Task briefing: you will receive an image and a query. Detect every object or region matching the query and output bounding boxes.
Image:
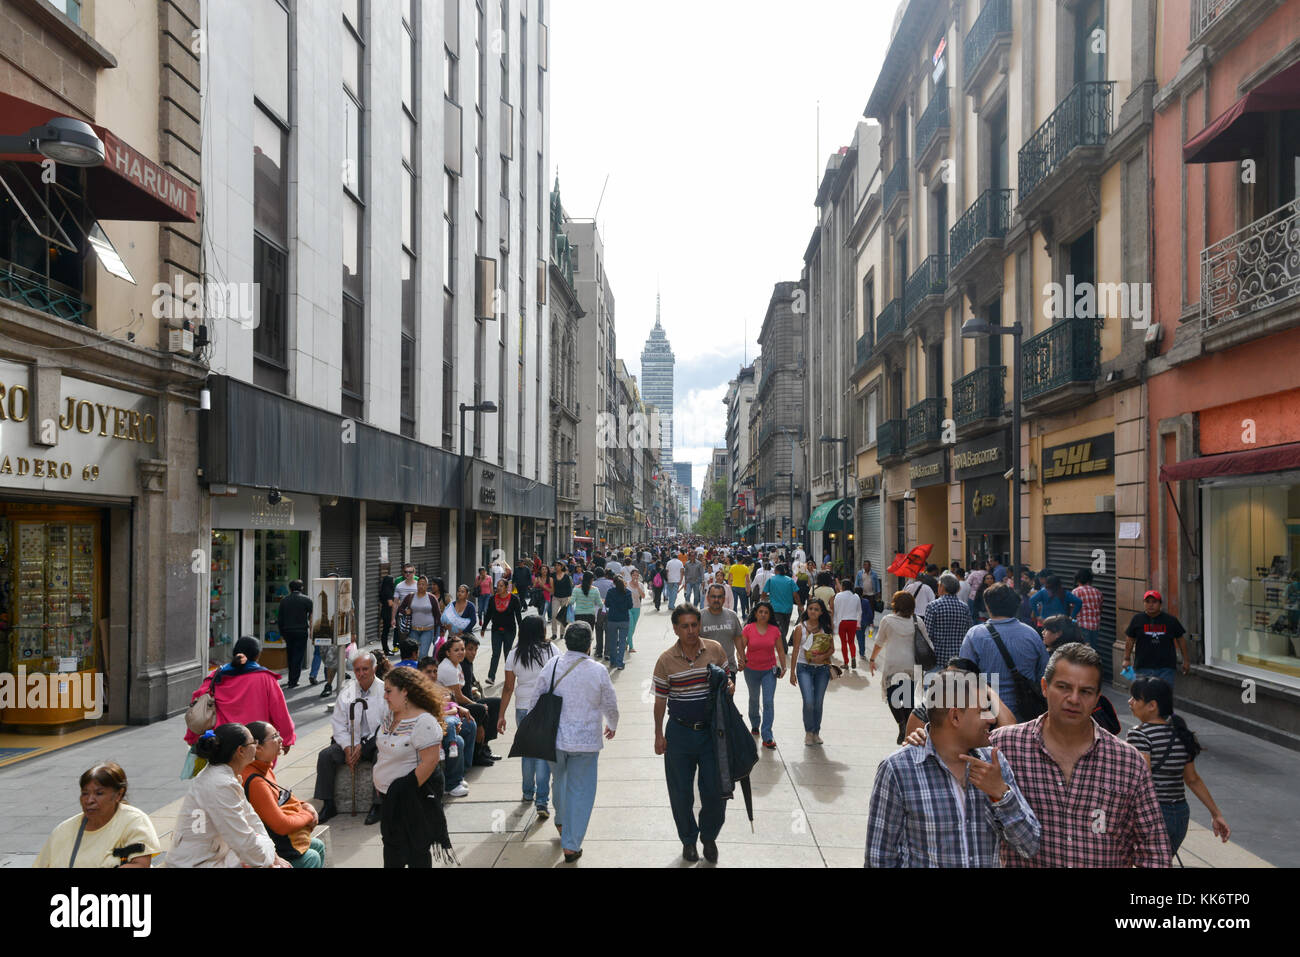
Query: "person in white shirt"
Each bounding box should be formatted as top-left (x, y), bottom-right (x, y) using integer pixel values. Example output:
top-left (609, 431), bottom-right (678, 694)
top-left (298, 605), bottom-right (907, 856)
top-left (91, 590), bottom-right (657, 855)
top-left (497, 617), bottom-right (560, 817)
top-left (793, 546), bottom-right (807, 569)
top-left (832, 580), bottom-right (864, 669)
top-left (752, 562), bottom-right (773, 596)
top-left (537, 622), bottom-right (619, 863)
top-left (607, 557), bottom-right (623, 580)
top-left (168, 723), bottom-right (288, 868)
top-left (314, 652), bottom-right (387, 824)
top-left (664, 555), bottom-right (685, 610)
top-left (905, 577), bottom-right (936, 620)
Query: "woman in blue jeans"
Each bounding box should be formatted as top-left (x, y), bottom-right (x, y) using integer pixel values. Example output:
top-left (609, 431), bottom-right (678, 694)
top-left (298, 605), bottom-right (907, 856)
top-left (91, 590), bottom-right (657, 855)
top-left (604, 576), bottom-right (634, 670)
top-left (736, 601), bottom-right (788, 748)
top-left (497, 616), bottom-right (559, 816)
top-left (788, 598), bottom-right (834, 747)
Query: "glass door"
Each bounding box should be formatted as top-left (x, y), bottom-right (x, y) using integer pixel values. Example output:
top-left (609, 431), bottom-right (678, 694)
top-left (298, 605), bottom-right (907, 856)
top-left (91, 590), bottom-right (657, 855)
top-left (209, 530), bottom-right (240, 662)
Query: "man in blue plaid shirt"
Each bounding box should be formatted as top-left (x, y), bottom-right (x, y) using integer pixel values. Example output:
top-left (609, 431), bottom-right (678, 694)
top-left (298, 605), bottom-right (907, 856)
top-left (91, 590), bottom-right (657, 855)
top-left (866, 671), bottom-right (1040, 867)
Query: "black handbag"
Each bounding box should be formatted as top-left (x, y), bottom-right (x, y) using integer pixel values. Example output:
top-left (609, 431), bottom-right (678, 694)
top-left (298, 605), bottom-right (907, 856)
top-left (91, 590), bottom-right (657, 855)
top-left (508, 658), bottom-right (585, 762)
top-left (986, 622), bottom-right (1048, 720)
top-left (912, 619), bottom-right (937, 670)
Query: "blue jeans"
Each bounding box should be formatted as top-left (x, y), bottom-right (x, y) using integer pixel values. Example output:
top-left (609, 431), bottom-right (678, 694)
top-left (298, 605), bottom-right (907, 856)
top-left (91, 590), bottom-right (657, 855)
top-left (289, 836), bottom-right (326, 868)
top-left (628, 607), bottom-right (641, 648)
top-left (1161, 800), bottom-right (1190, 857)
top-left (744, 667), bottom-right (777, 743)
top-left (551, 749), bottom-right (599, 852)
top-left (310, 645), bottom-right (322, 680)
top-left (664, 721), bottom-right (725, 844)
top-left (607, 619), bottom-right (629, 668)
top-left (443, 715), bottom-right (477, 788)
top-left (516, 708), bottom-right (551, 809)
top-left (665, 581), bottom-right (680, 609)
top-left (732, 586), bottom-right (750, 617)
top-left (415, 628), bottom-right (438, 659)
top-left (1080, 628), bottom-right (1103, 667)
top-left (685, 582), bottom-right (702, 607)
top-left (796, 662), bottom-right (830, 733)
top-left (1137, 666), bottom-right (1177, 689)
top-left (476, 594), bottom-right (490, 620)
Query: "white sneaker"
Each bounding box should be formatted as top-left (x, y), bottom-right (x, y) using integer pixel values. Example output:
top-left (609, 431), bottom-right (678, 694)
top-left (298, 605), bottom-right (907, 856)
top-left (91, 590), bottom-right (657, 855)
top-left (448, 783), bottom-right (470, 797)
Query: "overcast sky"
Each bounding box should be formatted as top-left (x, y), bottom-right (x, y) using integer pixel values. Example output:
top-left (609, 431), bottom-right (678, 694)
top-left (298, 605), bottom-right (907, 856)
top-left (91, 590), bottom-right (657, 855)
top-left (551, 0), bottom-right (896, 492)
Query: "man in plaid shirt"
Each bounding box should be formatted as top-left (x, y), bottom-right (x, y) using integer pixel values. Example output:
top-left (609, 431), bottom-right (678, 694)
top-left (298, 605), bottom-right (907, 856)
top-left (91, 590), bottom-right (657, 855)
top-left (923, 574), bottom-right (974, 669)
top-left (1072, 569), bottom-right (1104, 658)
top-left (989, 642), bottom-right (1170, 867)
top-left (866, 670), bottom-right (1040, 867)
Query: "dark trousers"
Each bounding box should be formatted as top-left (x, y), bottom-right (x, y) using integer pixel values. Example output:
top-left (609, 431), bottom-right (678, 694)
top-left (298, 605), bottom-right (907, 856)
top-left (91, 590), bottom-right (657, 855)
top-left (652, 586), bottom-right (663, 610)
top-left (313, 738), bottom-right (377, 802)
top-left (594, 611), bottom-right (607, 657)
top-left (284, 631), bottom-right (309, 685)
top-left (465, 698), bottom-right (501, 746)
top-left (772, 612), bottom-right (792, 650)
top-left (663, 720), bottom-right (725, 845)
top-left (378, 611), bottom-right (394, 653)
top-left (488, 629), bottom-right (516, 682)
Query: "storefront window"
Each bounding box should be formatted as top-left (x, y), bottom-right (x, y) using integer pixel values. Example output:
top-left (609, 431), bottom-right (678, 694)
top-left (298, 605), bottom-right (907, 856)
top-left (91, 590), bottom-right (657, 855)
top-left (209, 530), bottom-right (240, 662)
top-left (254, 530), bottom-right (304, 648)
top-left (1205, 478), bottom-right (1300, 688)
top-left (1, 514), bottom-right (97, 675)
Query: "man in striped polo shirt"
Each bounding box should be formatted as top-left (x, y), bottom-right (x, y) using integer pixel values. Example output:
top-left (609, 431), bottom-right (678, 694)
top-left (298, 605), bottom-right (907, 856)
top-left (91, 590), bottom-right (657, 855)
top-left (654, 603), bottom-right (731, 864)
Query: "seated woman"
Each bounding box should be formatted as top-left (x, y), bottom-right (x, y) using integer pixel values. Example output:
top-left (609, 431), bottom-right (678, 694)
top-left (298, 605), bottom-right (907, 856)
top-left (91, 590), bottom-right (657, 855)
top-left (35, 762), bottom-right (159, 868)
top-left (242, 721), bottom-right (325, 868)
top-left (168, 723), bottom-right (291, 868)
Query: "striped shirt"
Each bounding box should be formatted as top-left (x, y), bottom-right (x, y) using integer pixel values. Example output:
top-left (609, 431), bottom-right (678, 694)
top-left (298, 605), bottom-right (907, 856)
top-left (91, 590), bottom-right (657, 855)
top-left (1073, 585), bottom-right (1103, 631)
top-left (1126, 722), bottom-right (1191, 804)
top-left (653, 638), bottom-right (728, 723)
top-left (570, 585), bottom-right (605, 617)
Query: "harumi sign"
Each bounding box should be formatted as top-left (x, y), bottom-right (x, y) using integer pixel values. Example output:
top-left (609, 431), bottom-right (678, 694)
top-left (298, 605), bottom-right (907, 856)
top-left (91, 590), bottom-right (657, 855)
top-left (0, 358), bottom-right (158, 498)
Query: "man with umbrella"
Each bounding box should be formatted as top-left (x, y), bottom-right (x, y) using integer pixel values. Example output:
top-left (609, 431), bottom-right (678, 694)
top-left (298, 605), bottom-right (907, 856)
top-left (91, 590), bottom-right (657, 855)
top-left (653, 603), bottom-right (734, 863)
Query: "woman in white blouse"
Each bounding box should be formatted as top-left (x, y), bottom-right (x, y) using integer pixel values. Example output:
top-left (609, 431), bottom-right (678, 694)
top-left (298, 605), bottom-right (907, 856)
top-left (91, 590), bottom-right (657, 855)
top-left (535, 621), bottom-right (619, 864)
top-left (868, 590), bottom-right (926, 745)
top-left (167, 724), bottom-right (290, 868)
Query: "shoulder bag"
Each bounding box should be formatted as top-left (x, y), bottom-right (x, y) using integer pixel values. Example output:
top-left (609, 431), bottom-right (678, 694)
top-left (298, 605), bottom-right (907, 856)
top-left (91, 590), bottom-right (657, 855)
top-left (185, 670), bottom-right (220, 735)
top-left (912, 618), bottom-right (937, 670)
top-left (986, 621), bottom-right (1048, 720)
top-left (508, 658), bottom-right (586, 762)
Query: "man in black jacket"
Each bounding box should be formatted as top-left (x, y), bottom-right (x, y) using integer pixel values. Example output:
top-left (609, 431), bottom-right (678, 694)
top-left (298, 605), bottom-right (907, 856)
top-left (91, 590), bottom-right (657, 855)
top-left (377, 564), bottom-right (396, 655)
top-left (277, 579), bottom-right (313, 687)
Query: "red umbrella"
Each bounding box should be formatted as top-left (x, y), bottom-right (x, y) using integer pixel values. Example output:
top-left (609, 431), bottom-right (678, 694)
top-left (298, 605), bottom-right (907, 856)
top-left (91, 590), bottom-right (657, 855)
top-left (887, 544), bottom-right (933, 579)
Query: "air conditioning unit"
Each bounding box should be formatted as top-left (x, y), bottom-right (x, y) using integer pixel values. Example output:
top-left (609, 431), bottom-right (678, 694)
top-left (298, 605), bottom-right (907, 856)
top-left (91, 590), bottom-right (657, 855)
top-left (168, 328), bottom-right (194, 354)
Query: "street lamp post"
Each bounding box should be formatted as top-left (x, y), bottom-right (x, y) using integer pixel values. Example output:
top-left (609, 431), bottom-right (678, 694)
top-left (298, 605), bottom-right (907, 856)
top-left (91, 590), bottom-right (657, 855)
top-left (459, 400), bottom-right (498, 586)
top-left (961, 313), bottom-right (1023, 576)
top-left (776, 427), bottom-right (804, 543)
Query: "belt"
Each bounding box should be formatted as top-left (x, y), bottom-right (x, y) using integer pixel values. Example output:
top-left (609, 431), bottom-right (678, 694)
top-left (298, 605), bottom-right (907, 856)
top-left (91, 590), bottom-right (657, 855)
top-left (412, 626), bottom-right (435, 632)
top-left (672, 717), bottom-right (709, 731)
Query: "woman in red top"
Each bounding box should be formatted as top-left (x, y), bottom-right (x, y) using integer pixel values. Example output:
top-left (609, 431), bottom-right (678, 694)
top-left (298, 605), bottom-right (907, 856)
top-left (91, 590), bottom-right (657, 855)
top-left (735, 601), bottom-right (788, 749)
top-left (241, 721), bottom-right (324, 867)
top-left (184, 637), bottom-right (295, 773)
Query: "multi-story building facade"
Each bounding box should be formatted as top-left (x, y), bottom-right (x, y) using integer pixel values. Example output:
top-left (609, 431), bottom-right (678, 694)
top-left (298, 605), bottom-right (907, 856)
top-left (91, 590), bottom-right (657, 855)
top-left (753, 286), bottom-right (809, 547)
top-left (200, 0), bottom-right (554, 657)
top-left (1146, 0), bottom-right (1300, 743)
top-left (640, 295), bottom-right (674, 467)
top-left (859, 0), bottom-right (1156, 678)
top-left (0, 0), bottom-right (205, 727)
top-left (724, 364), bottom-right (757, 541)
top-left (549, 179), bottom-right (582, 551)
top-left (570, 216), bottom-right (615, 547)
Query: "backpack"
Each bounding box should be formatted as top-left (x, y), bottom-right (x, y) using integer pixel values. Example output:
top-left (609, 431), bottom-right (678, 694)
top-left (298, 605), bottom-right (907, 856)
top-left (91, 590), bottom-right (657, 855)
top-left (653, 572), bottom-right (663, 588)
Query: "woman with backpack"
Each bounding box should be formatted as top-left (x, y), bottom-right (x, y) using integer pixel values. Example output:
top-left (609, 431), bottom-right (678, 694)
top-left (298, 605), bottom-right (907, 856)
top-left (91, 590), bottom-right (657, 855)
top-left (868, 591), bottom-right (928, 745)
top-left (1127, 676), bottom-right (1230, 859)
top-left (650, 562), bottom-right (665, 611)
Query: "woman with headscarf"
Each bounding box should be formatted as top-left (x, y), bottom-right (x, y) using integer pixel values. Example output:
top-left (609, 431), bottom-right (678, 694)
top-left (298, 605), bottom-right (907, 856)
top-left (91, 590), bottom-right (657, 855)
top-left (183, 636), bottom-right (295, 776)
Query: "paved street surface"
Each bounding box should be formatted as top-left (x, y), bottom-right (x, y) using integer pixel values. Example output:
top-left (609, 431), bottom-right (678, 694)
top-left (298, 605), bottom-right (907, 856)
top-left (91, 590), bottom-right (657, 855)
top-left (0, 599), bottom-right (1288, 868)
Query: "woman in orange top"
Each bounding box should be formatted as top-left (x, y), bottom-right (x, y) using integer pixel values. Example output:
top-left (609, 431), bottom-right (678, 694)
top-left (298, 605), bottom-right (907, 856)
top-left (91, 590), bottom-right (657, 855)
top-left (242, 721), bottom-right (324, 868)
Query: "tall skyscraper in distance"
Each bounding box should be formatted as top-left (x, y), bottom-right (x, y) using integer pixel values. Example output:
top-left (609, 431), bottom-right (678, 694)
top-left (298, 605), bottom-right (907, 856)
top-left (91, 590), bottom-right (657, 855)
top-left (640, 293), bottom-right (675, 465)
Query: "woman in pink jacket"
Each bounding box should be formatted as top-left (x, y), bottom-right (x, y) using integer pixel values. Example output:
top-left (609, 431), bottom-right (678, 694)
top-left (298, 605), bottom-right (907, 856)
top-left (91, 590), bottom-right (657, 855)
top-left (184, 637), bottom-right (295, 773)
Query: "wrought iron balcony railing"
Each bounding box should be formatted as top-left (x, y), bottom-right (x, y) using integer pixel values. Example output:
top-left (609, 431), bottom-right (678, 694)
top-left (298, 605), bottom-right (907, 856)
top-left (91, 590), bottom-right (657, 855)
top-left (906, 397), bottom-right (946, 449)
top-left (0, 259), bottom-right (90, 324)
top-left (875, 297), bottom-right (904, 343)
top-left (1018, 81), bottom-right (1115, 202)
top-left (949, 188), bottom-right (1014, 270)
top-left (883, 159), bottom-right (909, 216)
top-left (878, 418), bottom-right (906, 459)
top-left (953, 365), bottom-right (1006, 426)
top-left (1201, 197), bottom-right (1300, 331)
top-left (963, 0), bottom-right (1012, 88)
top-left (914, 88), bottom-right (949, 164)
top-left (855, 332), bottom-right (872, 369)
top-left (904, 255), bottom-right (948, 320)
top-left (1022, 316), bottom-right (1103, 400)
top-left (1192, 0), bottom-right (1243, 43)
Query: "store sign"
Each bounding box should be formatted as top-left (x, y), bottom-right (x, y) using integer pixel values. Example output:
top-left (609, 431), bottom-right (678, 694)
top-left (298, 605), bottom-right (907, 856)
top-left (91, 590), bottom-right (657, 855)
top-left (0, 358), bottom-right (158, 498)
top-left (470, 463), bottom-right (499, 512)
top-left (411, 522), bottom-right (426, 548)
top-left (857, 475), bottom-right (879, 495)
top-left (1041, 433), bottom-right (1114, 484)
top-left (953, 429), bottom-right (1010, 481)
top-left (909, 449), bottom-right (949, 489)
top-left (250, 495), bottom-right (295, 526)
top-left (965, 475), bottom-right (1010, 532)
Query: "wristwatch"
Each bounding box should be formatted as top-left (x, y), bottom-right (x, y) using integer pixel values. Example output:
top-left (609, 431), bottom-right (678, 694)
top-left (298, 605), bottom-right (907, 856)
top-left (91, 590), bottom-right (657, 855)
top-left (992, 786), bottom-right (1014, 807)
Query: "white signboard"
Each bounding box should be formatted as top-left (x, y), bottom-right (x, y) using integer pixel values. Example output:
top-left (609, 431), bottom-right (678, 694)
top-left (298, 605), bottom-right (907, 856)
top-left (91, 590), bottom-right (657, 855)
top-left (0, 357), bottom-right (158, 498)
top-left (379, 536), bottom-right (389, 564)
top-left (312, 577), bottom-right (354, 645)
top-left (1118, 522), bottom-right (1142, 540)
top-left (411, 522), bottom-right (427, 548)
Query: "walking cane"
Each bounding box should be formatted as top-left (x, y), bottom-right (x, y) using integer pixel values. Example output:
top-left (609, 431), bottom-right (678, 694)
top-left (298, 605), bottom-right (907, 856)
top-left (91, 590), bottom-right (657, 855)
top-left (348, 697), bottom-right (368, 816)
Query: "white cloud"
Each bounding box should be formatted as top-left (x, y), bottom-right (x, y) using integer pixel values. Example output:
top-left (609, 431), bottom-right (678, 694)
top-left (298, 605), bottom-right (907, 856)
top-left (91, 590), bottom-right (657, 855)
top-left (673, 384), bottom-right (729, 455)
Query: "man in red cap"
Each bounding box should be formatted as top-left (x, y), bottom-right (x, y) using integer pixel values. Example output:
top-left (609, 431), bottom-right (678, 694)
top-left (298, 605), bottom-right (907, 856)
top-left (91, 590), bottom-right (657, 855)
top-left (1122, 591), bottom-right (1189, 688)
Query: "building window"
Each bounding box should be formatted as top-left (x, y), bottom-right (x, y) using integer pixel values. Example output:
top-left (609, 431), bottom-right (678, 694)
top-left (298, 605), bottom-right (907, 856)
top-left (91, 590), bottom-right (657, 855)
top-left (342, 294), bottom-right (365, 419)
top-left (43, 0), bottom-right (81, 24)
top-left (401, 252), bottom-right (416, 437)
top-left (255, 0), bottom-right (290, 124)
top-left (253, 236), bottom-right (288, 393)
top-left (342, 1), bottom-right (368, 418)
top-left (443, 291), bottom-right (456, 449)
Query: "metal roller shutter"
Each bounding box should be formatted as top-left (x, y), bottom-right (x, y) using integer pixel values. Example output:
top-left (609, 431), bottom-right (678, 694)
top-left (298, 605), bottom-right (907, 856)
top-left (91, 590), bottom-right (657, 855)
top-left (858, 499), bottom-right (883, 575)
top-left (410, 511), bottom-right (444, 583)
top-left (320, 504), bottom-right (355, 579)
top-left (366, 518), bottom-right (402, 646)
top-left (1045, 532), bottom-right (1118, 677)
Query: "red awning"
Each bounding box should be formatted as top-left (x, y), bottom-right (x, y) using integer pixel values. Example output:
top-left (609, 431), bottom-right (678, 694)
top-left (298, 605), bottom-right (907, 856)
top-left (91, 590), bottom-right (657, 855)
top-left (1160, 442), bottom-right (1300, 482)
top-left (0, 91), bottom-right (196, 222)
top-left (1183, 59), bottom-right (1300, 164)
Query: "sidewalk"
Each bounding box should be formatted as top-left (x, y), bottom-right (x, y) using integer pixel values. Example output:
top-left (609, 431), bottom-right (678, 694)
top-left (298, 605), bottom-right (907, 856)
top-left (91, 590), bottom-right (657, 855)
top-left (1, 602), bottom-right (1286, 867)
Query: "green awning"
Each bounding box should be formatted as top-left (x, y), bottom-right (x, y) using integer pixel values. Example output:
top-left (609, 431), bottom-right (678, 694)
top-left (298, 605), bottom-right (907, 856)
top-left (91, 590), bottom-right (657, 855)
top-left (737, 523), bottom-right (755, 535)
top-left (807, 498), bottom-right (853, 532)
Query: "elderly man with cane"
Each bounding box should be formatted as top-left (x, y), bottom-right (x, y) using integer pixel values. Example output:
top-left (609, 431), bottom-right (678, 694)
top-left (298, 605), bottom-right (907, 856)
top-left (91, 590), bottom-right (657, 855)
top-left (315, 652), bottom-right (387, 825)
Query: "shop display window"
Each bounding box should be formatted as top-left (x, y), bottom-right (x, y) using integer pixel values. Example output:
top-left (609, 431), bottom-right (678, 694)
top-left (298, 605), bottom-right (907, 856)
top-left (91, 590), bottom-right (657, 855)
top-left (209, 530), bottom-right (240, 662)
top-left (254, 530), bottom-right (303, 647)
top-left (1205, 480), bottom-right (1300, 686)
